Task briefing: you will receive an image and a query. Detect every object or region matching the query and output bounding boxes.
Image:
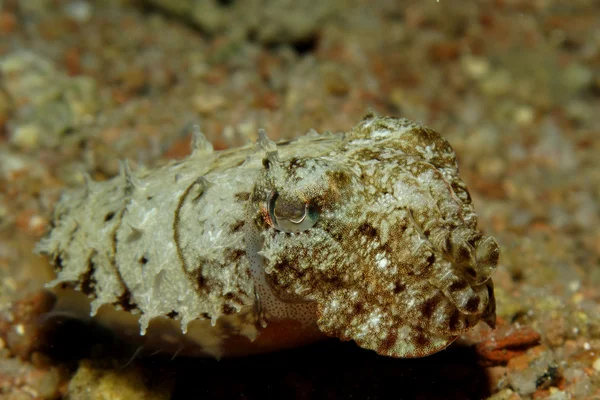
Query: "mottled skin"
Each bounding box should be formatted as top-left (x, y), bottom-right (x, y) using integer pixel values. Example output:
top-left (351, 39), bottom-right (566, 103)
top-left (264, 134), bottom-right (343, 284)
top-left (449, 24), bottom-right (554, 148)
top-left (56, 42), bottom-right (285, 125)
top-left (252, 114), bottom-right (498, 357)
top-left (37, 113), bottom-right (498, 358)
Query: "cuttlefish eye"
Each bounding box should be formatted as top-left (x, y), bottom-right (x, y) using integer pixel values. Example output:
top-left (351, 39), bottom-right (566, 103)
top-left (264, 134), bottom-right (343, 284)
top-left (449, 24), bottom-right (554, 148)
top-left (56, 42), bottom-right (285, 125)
top-left (267, 191), bottom-right (319, 233)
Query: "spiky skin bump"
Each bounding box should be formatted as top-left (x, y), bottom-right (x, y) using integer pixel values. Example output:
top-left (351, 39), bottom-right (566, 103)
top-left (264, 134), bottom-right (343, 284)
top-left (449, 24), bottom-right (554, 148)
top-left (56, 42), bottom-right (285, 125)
top-left (36, 113), bottom-right (498, 358)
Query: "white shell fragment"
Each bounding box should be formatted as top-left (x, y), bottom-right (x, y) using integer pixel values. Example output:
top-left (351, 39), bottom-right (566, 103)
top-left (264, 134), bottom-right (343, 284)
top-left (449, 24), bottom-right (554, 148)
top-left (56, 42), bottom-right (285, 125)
top-left (36, 113), bottom-right (499, 358)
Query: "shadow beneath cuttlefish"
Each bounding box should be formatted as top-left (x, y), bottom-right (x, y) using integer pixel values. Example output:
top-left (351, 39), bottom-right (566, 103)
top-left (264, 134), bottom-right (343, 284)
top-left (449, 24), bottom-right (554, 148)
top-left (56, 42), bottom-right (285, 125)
top-left (165, 339), bottom-right (492, 400)
top-left (38, 315), bottom-right (492, 400)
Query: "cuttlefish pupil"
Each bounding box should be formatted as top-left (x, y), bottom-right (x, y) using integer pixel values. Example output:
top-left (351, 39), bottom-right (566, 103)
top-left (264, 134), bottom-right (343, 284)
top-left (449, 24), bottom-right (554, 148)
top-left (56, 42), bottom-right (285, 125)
top-left (267, 191), bottom-right (319, 233)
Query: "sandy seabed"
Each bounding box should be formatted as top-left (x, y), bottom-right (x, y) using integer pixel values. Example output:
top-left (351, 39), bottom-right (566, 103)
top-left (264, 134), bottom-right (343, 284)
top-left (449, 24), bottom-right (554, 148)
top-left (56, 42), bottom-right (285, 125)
top-left (0, 1), bottom-right (599, 399)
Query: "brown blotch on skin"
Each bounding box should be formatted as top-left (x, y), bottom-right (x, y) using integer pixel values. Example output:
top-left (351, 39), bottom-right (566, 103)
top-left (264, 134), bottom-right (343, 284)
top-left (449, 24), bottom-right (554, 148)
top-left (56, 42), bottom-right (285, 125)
top-left (325, 275), bottom-right (343, 289)
top-left (229, 220), bottom-right (245, 233)
top-left (449, 280), bottom-right (468, 292)
top-left (467, 236), bottom-right (479, 248)
top-left (414, 331), bottom-right (431, 349)
top-left (268, 272), bottom-right (281, 288)
top-left (464, 266), bottom-right (478, 279)
top-left (328, 227), bottom-right (345, 242)
top-left (451, 181), bottom-right (472, 203)
top-left (117, 290), bottom-right (137, 312)
top-left (420, 295), bottom-right (440, 319)
top-left (448, 309), bottom-right (462, 332)
top-left (482, 244), bottom-right (500, 266)
top-left (354, 148), bottom-right (382, 162)
top-left (455, 244), bottom-right (471, 264)
top-left (266, 259), bottom-right (318, 303)
top-left (53, 254), bottom-right (64, 271)
top-left (191, 269), bottom-right (206, 289)
top-left (358, 222), bottom-right (378, 238)
top-left (234, 192), bottom-right (251, 201)
top-left (426, 253), bottom-right (436, 265)
top-left (393, 282), bottom-right (406, 294)
top-left (327, 169), bottom-right (352, 187)
top-left (80, 256), bottom-right (97, 296)
top-left (223, 292), bottom-right (245, 307)
top-left (465, 296), bottom-right (481, 313)
top-left (271, 258), bottom-right (311, 289)
top-left (378, 328), bottom-right (399, 355)
top-left (484, 282), bottom-right (497, 328)
top-left (104, 211), bottom-right (115, 222)
top-left (287, 157), bottom-right (302, 171)
top-left (226, 249), bottom-right (246, 263)
top-left (465, 318), bottom-right (473, 329)
top-left (414, 128), bottom-right (453, 157)
top-left (262, 158), bottom-right (271, 170)
top-left (222, 304), bottom-right (236, 315)
top-left (292, 268), bottom-right (307, 281)
top-left (273, 259), bottom-right (292, 272)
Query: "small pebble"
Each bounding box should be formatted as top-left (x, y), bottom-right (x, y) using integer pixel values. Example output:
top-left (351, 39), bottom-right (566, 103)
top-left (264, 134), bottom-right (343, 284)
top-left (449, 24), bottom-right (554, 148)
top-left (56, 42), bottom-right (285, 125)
top-left (462, 55), bottom-right (490, 80)
top-left (193, 93), bottom-right (226, 115)
top-left (64, 1), bottom-right (92, 23)
top-left (15, 324), bottom-right (25, 336)
top-left (513, 106), bottom-right (534, 126)
top-left (321, 64), bottom-right (350, 96)
top-left (593, 358), bottom-right (600, 372)
top-left (10, 123), bottom-right (42, 151)
top-left (561, 63), bottom-right (593, 93)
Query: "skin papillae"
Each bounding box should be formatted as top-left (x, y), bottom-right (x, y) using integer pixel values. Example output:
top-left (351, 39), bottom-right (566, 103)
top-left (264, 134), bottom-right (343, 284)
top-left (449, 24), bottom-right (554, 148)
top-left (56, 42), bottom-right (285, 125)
top-left (36, 113), bottom-right (499, 358)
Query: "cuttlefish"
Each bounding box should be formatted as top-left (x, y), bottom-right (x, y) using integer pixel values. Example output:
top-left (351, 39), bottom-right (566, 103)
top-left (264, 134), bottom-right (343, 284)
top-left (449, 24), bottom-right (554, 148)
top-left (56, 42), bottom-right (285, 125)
top-left (36, 113), bottom-right (498, 359)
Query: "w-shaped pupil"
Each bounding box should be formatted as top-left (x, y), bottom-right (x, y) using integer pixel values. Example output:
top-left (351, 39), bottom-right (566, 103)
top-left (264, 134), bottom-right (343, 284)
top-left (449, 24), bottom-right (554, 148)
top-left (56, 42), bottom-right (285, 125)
top-left (268, 192), bottom-right (319, 233)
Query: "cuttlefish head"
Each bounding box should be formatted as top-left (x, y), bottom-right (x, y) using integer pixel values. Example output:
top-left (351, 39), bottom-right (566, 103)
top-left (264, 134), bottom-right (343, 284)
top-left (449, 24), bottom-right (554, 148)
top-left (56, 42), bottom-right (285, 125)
top-left (250, 115), bottom-right (499, 357)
